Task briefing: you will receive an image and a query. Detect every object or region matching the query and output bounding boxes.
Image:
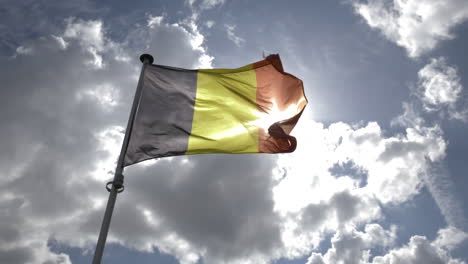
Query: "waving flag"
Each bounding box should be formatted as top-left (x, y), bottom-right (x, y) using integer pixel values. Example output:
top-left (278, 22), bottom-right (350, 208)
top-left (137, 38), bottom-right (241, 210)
top-left (124, 54), bottom-right (307, 166)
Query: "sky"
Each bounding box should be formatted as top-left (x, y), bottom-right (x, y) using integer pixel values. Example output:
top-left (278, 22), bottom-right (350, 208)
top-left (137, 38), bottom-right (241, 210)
top-left (1, 0), bottom-right (468, 263)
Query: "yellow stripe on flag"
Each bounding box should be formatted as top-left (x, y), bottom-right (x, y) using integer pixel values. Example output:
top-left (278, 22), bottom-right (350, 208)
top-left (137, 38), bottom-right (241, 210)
top-left (186, 66), bottom-right (259, 154)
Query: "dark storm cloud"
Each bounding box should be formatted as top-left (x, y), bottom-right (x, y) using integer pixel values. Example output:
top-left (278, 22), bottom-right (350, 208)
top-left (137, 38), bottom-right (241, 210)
top-left (128, 155), bottom-right (282, 262)
top-left (78, 155), bottom-right (285, 263)
top-left (0, 28), bottom-right (138, 261)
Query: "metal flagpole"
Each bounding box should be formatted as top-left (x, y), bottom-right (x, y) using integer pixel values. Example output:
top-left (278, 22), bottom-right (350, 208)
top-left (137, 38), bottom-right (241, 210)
top-left (92, 54), bottom-right (154, 264)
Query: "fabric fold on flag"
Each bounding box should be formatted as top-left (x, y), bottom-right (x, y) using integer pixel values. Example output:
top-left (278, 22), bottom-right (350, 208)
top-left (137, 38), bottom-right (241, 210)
top-left (124, 54), bottom-right (307, 166)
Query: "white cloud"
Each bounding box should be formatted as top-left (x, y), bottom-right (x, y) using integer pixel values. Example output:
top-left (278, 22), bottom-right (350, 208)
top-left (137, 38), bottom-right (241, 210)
top-left (434, 226), bottom-right (468, 251)
top-left (147, 15), bottom-right (164, 27)
top-left (142, 15), bottom-right (213, 68)
top-left (424, 162), bottom-right (467, 231)
top-left (77, 83), bottom-right (120, 109)
top-left (51, 35), bottom-right (69, 50)
top-left (278, 189), bottom-right (382, 259)
top-left (64, 19), bottom-right (105, 51)
top-left (15, 46), bottom-right (33, 55)
top-left (201, 0), bottom-right (225, 10)
top-left (354, 0), bottom-right (468, 57)
top-left (275, 119), bottom-right (446, 208)
top-left (307, 224), bottom-right (397, 264)
top-left (63, 18), bottom-right (108, 68)
top-left (392, 102), bottom-right (467, 231)
top-left (308, 225), bottom-right (467, 264)
top-left (225, 24), bottom-right (245, 47)
top-left (417, 57), bottom-right (466, 121)
top-left (205, 20), bottom-right (215, 28)
top-left (271, 117), bottom-right (447, 259)
top-left (372, 227), bottom-right (467, 264)
top-left (418, 58), bottom-right (462, 106)
top-left (188, 0), bottom-right (225, 10)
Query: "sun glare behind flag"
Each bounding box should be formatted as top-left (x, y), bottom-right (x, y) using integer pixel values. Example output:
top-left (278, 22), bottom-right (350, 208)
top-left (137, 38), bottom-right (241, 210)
top-left (124, 54), bottom-right (308, 166)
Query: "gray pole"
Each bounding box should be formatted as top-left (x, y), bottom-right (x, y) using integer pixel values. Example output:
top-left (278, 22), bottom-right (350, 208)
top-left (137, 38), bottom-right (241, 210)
top-left (92, 54), bottom-right (154, 264)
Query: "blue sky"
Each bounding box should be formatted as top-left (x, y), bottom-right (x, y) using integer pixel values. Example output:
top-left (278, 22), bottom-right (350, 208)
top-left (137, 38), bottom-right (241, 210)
top-left (1, 0), bottom-right (468, 263)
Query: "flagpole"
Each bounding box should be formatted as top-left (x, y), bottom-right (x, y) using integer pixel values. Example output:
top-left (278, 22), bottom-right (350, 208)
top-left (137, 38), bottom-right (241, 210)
top-left (92, 54), bottom-right (154, 264)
